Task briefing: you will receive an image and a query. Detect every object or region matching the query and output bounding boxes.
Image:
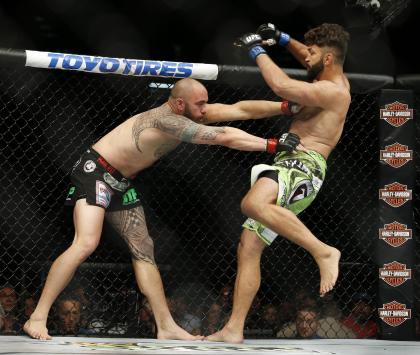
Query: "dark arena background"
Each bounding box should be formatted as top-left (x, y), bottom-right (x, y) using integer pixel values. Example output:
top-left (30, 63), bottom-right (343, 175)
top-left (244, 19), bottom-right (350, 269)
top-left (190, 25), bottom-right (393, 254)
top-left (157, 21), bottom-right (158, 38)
top-left (0, 1), bottom-right (420, 354)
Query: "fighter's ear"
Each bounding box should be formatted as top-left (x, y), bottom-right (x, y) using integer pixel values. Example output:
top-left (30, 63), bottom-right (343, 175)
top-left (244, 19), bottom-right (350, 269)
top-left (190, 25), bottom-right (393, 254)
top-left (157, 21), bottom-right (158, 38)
top-left (323, 52), bottom-right (333, 65)
top-left (175, 97), bottom-right (185, 111)
top-left (324, 52), bottom-right (334, 66)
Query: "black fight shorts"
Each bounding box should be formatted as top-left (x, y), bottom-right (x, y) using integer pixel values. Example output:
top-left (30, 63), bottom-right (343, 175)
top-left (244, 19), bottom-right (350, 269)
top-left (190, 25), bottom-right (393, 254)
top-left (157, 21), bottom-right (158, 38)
top-left (65, 148), bottom-right (142, 211)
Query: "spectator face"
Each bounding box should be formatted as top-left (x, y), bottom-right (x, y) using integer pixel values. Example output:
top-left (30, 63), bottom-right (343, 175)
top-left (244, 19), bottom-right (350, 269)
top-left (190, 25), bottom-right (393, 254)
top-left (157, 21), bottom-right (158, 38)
top-left (73, 286), bottom-right (89, 306)
top-left (296, 310), bottom-right (319, 338)
top-left (207, 303), bottom-right (222, 324)
top-left (58, 300), bottom-right (81, 334)
top-left (0, 287), bottom-right (17, 313)
top-left (263, 305), bottom-right (278, 325)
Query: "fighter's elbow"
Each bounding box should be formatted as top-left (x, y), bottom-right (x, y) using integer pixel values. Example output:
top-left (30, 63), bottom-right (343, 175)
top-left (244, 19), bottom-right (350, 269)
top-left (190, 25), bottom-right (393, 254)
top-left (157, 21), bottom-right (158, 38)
top-left (270, 78), bottom-right (293, 98)
top-left (265, 79), bottom-right (283, 97)
top-left (215, 132), bottom-right (234, 148)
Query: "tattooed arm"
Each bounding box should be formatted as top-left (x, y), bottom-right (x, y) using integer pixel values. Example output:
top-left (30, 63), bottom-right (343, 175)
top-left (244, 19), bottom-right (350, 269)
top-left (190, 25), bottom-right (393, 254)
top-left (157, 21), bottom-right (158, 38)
top-left (157, 113), bottom-right (268, 151)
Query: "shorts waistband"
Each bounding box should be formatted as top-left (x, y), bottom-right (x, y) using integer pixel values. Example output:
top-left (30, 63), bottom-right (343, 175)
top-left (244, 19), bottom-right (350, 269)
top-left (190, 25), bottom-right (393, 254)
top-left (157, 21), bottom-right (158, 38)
top-left (274, 149), bottom-right (327, 178)
top-left (87, 148), bottom-right (125, 181)
top-left (305, 150), bottom-right (327, 165)
top-left (275, 149), bottom-right (326, 163)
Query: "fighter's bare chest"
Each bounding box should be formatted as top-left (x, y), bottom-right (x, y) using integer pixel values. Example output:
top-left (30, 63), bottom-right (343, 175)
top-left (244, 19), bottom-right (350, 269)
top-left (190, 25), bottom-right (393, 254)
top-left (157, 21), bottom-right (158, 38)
top-left (294, 106), bottom-right (323, 122)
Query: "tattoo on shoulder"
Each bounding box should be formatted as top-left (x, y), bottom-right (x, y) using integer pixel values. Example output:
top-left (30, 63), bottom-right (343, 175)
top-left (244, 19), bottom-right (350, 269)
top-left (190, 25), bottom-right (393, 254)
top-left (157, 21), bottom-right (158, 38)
top-left (132, 109), bottom-right (160, 153)
top-left (132, 106), bottom-right (226, 151)
top-left (156, 113), bottom-right (225, 143)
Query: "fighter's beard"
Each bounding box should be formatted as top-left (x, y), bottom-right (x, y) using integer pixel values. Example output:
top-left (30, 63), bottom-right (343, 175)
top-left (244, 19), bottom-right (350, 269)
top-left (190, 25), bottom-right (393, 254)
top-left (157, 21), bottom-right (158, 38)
top-left (307, 60), bottom-right (324, 82)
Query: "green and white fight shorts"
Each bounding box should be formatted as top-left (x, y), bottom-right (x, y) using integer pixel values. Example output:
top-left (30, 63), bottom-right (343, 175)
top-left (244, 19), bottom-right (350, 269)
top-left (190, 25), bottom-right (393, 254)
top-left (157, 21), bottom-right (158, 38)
top-left (243, 150), bottom-right (327, 245)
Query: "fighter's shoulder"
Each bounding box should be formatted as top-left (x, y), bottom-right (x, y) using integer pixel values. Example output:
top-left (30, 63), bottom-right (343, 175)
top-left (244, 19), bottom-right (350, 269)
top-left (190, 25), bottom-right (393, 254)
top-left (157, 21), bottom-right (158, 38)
top-left (139, 105), bottom-right (188, 122)
top-left (316, 79), bottom-right (350, 100)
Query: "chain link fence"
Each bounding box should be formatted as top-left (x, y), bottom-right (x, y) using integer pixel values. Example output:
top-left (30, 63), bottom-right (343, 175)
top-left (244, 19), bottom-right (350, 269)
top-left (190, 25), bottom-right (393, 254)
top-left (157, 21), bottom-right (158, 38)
top-left (0, 66), bottom-right (415, 339)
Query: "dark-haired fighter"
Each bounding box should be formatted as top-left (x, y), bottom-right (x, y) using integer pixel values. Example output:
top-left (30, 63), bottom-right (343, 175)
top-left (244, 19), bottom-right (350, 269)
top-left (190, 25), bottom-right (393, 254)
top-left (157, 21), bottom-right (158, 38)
top-left (207, 23), bottom-right (351, 343)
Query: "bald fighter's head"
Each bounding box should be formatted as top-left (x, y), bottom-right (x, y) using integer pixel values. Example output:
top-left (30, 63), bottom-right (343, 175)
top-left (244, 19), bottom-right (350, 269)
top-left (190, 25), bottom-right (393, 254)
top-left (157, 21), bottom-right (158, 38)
top-left (168, 78), bottom-right (208, 121)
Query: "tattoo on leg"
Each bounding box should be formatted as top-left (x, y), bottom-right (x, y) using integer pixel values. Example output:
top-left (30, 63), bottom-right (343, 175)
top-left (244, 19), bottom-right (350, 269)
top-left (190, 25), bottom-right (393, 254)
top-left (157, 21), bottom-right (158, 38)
top-left (105, 207), bottom-right (156, 265)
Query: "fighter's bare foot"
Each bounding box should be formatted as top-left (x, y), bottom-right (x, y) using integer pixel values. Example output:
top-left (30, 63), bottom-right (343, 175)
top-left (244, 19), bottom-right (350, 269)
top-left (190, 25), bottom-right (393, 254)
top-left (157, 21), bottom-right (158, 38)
top-left (158, 324), bottom-right (204, 341)
top-left (23, 318), bottom-right (52, 340)
top-left (205, 327), bottom-right (243, 344)
top-left (315, 247), bottom-right (341, 297)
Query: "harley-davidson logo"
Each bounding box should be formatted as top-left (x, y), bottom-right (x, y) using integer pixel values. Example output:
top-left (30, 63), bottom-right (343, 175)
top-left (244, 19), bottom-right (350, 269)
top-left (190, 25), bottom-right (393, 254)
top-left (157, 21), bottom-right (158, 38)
top-left (378, 301), bottom-right (411, 327)
top-left (380, 143), bottom-right (413, 168)
top-left (379, 182), bottom-right (412, 207)
top-left (379, 261), bottom-right (411, 287)
top-left (380, 101), bottom-right (413, 127)
top-left (379, 221), bottom-right (412, 247)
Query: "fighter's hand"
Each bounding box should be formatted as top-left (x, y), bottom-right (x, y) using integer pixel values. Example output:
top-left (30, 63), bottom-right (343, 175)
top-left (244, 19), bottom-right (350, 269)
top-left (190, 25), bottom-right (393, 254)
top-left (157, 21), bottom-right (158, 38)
top-left (233, 33), bottom-right (266, 60)
top-left (257, 23), bottom-right (290, 47)
top-left (266, 133), bottom-right (300, 154)
top-left (281, 100), bottom-right (303, 116)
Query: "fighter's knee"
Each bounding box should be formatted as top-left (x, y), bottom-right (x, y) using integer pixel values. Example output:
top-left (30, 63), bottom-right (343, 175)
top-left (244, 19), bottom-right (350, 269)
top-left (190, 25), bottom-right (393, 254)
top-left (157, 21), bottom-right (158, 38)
top-left (238, 231), bottom-right (265, 256)
top-left (126, 237), bottom-right (156, 265)
top-left (130, 247), bottom-right (156, 265)
top-left (73, 237), bottom-right (99, 259)
top-left (240, 194), bottom-right (253, 216)
top-left (240, 195), bottom-right (264, 220)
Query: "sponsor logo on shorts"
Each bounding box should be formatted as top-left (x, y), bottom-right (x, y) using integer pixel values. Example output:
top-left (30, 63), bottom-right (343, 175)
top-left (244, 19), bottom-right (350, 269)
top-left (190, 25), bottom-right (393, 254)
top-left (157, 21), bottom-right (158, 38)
top-left (379, 182), bottom-right (412, 208)
top-left (122, 188), bottom-right (139, 205)
top-left (66, 186), bottom-right (76, 201)
top-left (380, 143), bottom-right (413, 168)
top-left (379, 261), bottom-right (411, 287)
top-left (380, 101), bottom-right (413, 127)
top-left (281, 159), bottom-right (310, 174)
top-left (96, 181), bottom-right (112, 208)
top-left (84, 160), bottom-right (96, 173)
top-left (378, 301), bottom-right (411, 327)
top-left (103, 173), bottom-right (130, 192)
top-left (71, 157), bottom-right (82, 172)
top-left (379, 221), bottom-right (412, 247)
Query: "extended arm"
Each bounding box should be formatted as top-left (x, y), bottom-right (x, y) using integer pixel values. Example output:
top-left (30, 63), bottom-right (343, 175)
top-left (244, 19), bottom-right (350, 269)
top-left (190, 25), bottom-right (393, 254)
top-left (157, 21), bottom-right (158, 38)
top-left (156, 113), bottom-right (266, 151)
top-left (203, 100), bottom-right (300, 124)
top-left (156, 113), bottom-right (300, 153)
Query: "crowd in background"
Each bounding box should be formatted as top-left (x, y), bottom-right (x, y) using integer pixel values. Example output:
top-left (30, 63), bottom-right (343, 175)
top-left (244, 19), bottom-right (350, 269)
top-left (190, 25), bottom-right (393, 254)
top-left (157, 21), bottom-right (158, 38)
top-left (3, 282), bottom-right (418, 339)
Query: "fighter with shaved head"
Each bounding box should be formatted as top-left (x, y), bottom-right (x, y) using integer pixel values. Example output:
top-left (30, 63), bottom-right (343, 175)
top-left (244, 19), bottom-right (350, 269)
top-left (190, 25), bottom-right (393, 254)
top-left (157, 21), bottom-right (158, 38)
top-left (24, 77), bottom-right (303, 341)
